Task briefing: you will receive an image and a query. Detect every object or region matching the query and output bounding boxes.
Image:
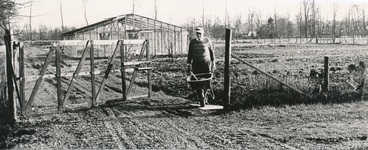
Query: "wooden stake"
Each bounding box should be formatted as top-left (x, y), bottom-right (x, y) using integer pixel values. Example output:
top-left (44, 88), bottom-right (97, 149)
top-left (323, 56), bottom-right (329, 92)
top-left (121, 41), bottom-right (127, 100)
top-left (361, 63), bottom-right (367, 101)
top-left (146, 40), bottom-right (152, 98)
top-left (55, 45), bottom-right (63, 111)
top-left (5, 30), bottom-right (15, 125)
top-left (224, 28), bottom-right (231, 110)
top-left (19, 44), bottom-right (25, 116)
top-left (90, 40), bottom-right (96, 107)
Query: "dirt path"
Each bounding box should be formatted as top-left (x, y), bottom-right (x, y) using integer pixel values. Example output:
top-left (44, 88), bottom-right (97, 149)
top-left (6, 97), bottom-right (368, 149)
top-left (9, 99), bottom-right (296, 149)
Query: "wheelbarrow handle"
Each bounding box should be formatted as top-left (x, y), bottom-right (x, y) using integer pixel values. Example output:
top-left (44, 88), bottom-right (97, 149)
top-left (190, 71), bottom-right (199, 80)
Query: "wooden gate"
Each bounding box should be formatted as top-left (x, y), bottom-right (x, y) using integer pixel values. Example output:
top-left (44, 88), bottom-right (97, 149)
top-left (15, 39), bottom-right (151, 117)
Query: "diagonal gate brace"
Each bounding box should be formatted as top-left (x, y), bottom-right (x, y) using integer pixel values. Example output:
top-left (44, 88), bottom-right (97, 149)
top-left (24, 47), bottom-right (56, 112)
top-left (95, 41), bottom-right (121, 102)
top-left (61, 40), bottom-right (90, 106)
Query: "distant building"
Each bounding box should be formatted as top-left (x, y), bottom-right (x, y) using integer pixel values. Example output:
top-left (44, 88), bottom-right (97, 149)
top-left (62, 13), bottom-right (188, 57)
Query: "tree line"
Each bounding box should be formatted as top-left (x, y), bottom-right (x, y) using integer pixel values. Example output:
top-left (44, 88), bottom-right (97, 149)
top-left (16, 25), bottom-right (76, 41)
top-left (0, 0), bottom-right (77, 42)
top-left (1, 0), bottom-right (368, 43)
top-left (184, 0), bottom-right (368, 43)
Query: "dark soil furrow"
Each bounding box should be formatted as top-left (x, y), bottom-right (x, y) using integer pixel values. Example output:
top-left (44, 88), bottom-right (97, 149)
top-left (256, 133), bottom-right (299, 150)
top-left (103, 121), bottom-right (125, 149)
top-left (111, 105), bottom-right (208, 149)
top-left (117, 118), bottom-right (153, 149)
top-left (99, 107), bottom-right (127, 149)
top-left (111, 107), bottom-right (155, 149)
top-left (109, 107), bottom-right (137, 149)
top-left (133, 118), bottom-right (194, 148)
top-left (163, 119), bottom-right (211, 149)
top-left (56, 108), bottom-right (117, 149)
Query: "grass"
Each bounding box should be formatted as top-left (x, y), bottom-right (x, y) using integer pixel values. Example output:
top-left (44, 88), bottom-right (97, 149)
top-left (228, 44), bottom-right (364, 100)
top-left (1, 43), bottom-right (367, 113)
top-left (143, 44), bottom-right (368, 109)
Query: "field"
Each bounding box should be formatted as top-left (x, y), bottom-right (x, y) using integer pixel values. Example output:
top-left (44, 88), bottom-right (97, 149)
top-left (1, 43), bottom-right (368, 149)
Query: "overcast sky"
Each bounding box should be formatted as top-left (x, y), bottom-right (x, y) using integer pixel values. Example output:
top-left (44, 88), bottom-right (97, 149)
top-left (14, 0), bottom-right (367, 30)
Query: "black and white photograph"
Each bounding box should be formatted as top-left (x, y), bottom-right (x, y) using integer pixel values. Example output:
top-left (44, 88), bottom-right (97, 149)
top-left (1, 0), bottom-right (368, 149)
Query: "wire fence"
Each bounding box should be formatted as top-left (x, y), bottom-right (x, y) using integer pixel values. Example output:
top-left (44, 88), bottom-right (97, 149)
top-left (211, 42), bottom-right (368, 107)
top-left (214, 37), bottom-right (368, 45)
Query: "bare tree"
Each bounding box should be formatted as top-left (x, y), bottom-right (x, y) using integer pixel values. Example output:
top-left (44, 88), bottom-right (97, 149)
top-left (350, 5), bottom-right (360, 43)
top-left (274, 7), bottom-right (277, 40)
top-left (254, 10), bottom-right (263, 32)
top-left (202, 2), bottom-right (205, 27)
top-left (38, 24), bottom-right (47, 40)
top-left (234, 12), bottom-right (242, 42)
top-left (0, 0), bottom-right (17, 30)
top-left (311, 0), bottom-right (318, 43)
top-left (60, 0), bottom-right (64, 32)
top-left (224, 2), bottom-right (228, 28)
top-left (205, 15), bottom-right (213, 37)
top-left (286, 10), bottom-right (293, 40)
top-left (248, 9), bottom-right (255, 35)
top-left (302, 0), bottom-right (313, 38)
top-left (276, 16), bottom-right (289, 38)
top-left (29, 0), bottom-right (33, 40)
top-left (132, 0), bottom-right (141, 15)
top-left (315, 5), bottom-right (322, 43)
top-left (185, 17), bottom-right (196, 38)
top-left (132, 0), bottom-right (141, 29)
top-left (362, 4), bottom-right (366, 39)
top-left (297, 2), bottom-right (302, 42)
top-left (82, 0), bottom-right (88, 25)
top-left (332, 3), bottom-right (339, 43)
top-left (154, 0), bottom-right (158, 20)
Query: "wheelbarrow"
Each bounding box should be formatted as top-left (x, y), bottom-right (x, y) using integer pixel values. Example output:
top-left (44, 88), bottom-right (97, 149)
top-left (187, 72), bottom-right (215, 107)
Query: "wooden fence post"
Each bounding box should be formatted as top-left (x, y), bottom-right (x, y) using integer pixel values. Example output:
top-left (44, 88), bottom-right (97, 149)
top-left (224, 28), bottom-right (231, 110)
top-left (361, 67), bottom-right (367, 101)
top-left (19, 44), bottom-right (25, 116)
top-left (55, 45), bottom-right (63, 111)
top-left (5, 29), bottom-right (15, 125)
top-left (146, 40), bottom-right (152, 98)
top-left (323, 56), bottom-right (329, 92)
top-left (121, 41), bottom-right (127, 100)
top-left (90, 40), bottom-right (96, 107)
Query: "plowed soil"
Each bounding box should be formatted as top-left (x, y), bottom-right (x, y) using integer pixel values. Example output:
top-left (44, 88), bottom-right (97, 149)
top-left (2, 45), bottom-right (368, 149)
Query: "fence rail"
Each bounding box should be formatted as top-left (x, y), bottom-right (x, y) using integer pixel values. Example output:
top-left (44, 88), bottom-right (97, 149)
top-left (1, 39), bottom-right (152, 118)
top-left (218, 37), bottom-right (368, 45)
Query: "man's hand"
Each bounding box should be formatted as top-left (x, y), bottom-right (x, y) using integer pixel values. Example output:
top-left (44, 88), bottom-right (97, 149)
top-left (211, 62), bottom-right (216, 72)
top-left (187, 64), bottom-right (191, 74)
